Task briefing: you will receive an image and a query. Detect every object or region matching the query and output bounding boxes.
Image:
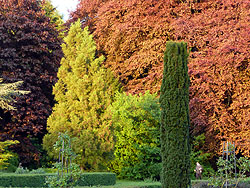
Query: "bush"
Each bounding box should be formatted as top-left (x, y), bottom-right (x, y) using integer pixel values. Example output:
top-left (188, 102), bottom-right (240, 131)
top-left (0, 173), bottom-right (51, 187)
top-left (15, 166), bottom-right (29, 174)
top-left (30, 168), bottom-right (46, 174)
top-left (108, 91), bottom-right (161, 180)
top-left (77, 172), bottom-right (116, 186)
top-left (0, 172), bottom-right (116, 187)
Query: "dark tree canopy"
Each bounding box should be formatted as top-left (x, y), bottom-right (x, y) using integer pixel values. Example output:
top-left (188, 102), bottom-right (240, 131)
top-left (0, 0), bottom-right (62, 166)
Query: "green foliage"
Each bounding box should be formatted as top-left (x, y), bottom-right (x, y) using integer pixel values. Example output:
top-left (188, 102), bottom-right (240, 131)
top-left (0, 140), bottom-right (19, 169)
top-left (0, 173), bottom-right (51, 187)
top-left (160, 41), bottom-right (191, 188)
top-left (76, 172), bottom-right (116, 186)
top-left (0, 78), bottom-right (29, 111)
top-left (191, 134), bottom-right (214, 178)
top-left (43, 19), bottom-right (121, 170)
top-left (0, 172), bottom-right (116, 187)
top-left (42, 0), bottom-right (65, 38)
top-left (15, 166), bottom-right (30, 174)
top-left (15, 166), bottom-right (46, 174)
top-left (0, 152), bottom-right (19, 172)
top-left (30, 168), bottom-right (46, 174)
top-left (108, 91), bottom-right (161, 180)
top-left (209, 156), bottom-right (250, 188)
top-left (45, 132), bottom-right (81, 188)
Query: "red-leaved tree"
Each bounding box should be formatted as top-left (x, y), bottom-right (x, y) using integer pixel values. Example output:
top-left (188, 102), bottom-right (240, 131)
top-left (71, 0), bottom-right (250, 156)
top-left (0, 0), bottom-right (62, 166)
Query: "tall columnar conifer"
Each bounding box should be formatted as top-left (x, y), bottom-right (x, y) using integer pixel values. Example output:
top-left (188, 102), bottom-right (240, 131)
top-left (43, 20), bottom-right (120, 170)
top-left (160, 41), bottom-right (190, 188)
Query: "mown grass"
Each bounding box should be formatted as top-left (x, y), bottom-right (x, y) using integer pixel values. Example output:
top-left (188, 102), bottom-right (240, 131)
top-left (0, 179), bottom-right (161, 188)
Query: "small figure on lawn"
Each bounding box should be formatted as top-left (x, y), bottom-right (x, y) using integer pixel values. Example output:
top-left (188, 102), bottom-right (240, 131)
top-left (194, 162), bottom-right (203, 180)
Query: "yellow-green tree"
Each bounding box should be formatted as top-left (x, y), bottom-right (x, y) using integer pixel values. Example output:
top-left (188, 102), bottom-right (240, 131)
top-left (43, 20), bottom-right (121, 170)
top-left (0, 140), bottom-right (19, 169)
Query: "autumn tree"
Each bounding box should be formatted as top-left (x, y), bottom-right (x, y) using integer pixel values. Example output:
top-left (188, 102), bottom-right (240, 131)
top-left (43, 20), bottom-right (121, 170)
top-left (72, 0), bottom-right (250, 158)
top-left (160, 41), bottom-right (190, 188)
top-left (170, 0), bottom-right (250, 156)
top-left (70, 0), bottom-right (182, 94)
top-left (0, 0), bottom-right (62, 166)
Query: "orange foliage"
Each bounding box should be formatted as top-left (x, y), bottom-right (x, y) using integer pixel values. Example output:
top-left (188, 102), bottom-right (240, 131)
top-left (71, 0), bottom-right (250, 156)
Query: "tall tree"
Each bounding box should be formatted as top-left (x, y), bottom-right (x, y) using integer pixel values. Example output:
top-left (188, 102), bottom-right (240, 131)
top-left (71, 0), bottom-right (250, 157)
top-left (43, 20), bottom-right (121, 170)
top-left (160, 41), bottom-right (190, 188)
top-left (0, 0), bottom-right (62, 166)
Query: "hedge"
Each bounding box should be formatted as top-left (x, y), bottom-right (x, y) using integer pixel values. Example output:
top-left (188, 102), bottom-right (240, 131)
top-left (0, 172), bottom-right (116, 187)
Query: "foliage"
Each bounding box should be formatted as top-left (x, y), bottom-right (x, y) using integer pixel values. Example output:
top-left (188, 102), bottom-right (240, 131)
top-left (71, 0), bottom-right (176, 94)
top-left (0, 140), bottom-right (19, 169)
top-left (1, 152), bottom-right (19, 172)
top-left (160, 41), bottom-right (190, 188)
top-left (43, 20), bottom-right (121, 170)
top-left (108, 91), bottom-right (161, 180)
top-left (190, 134), bottom-right (214, 178)
top-left (14, 166), bottom-right (46, 174)
top-left (173, 0), bottom-right (250, 158)
top-left (209, 156), bottom-right (250, 188)
top-left (15, 166), bottom-right (30, 174)
top-left (76, 172), bottom-right (116, 186)
top-left (72, 0), bottom-right (250, 158)
top-left (0, 79), bottom-right (30, 111)
top-left (42, 0), bottom-right (66, 38)
top-left (0, 173), bottom-right (50, 187)
top-left (0, 0), bottom-right (62, 166)
top-left (45, 133), bottom-right (81, 188)
top-left (0, 172), bottom-right (116, 187)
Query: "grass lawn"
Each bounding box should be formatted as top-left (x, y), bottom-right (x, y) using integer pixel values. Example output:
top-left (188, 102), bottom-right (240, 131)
top-left (76, 179), bottom-right (161, 188)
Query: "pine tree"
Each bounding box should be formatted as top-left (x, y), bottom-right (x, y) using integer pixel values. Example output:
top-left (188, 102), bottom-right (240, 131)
top-left (160, 41), bottom-right (191, 188)
top-left (43, 20), bottom-right (121, 170)
top-left (0, 78), bottom-right (29, 111)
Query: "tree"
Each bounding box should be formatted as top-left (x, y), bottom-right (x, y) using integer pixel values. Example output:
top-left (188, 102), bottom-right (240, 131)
top-left (0, 0), bottom-right (62, 166)
top-left (0, 78), bottom-right (25, 170)
top-left (0, 140), bottom-right (19, 169)
top-left (71, 0), bottom-right (250, 158)
top-left (108, 91), bottom-right (161, 180)
top-left (70, 0), bottom-right (179, 94)
top-left (160, 41), bottom-right (190, 188)
top-left (43, 20), bottom-right (121, 170)
top-left (42, 0), bottom-right (66, 38)
top-left (0, 78), bottom-right (29, 111)
top-left (171, 0), bottom-right (250, 156)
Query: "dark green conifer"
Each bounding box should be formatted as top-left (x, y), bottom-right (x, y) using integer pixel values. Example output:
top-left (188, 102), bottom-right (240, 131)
top-left (160, 41), bottom-right (191, 188)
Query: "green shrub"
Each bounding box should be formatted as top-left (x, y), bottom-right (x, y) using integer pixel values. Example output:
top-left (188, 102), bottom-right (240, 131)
top-left (30, 168), bottom-right (46, 174)
top-left (190, 134), bottom-right (214, 178)
top-left (0, 173), bottom-right (51, 187)
top-left (108, 91), bottom-right (161, 180)
top-left (77, 172), bottom-right (116, 186)
top-left (15, 166), bottom-right (29, 174)
top-left (0, 172), bottom-right (116, 187)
